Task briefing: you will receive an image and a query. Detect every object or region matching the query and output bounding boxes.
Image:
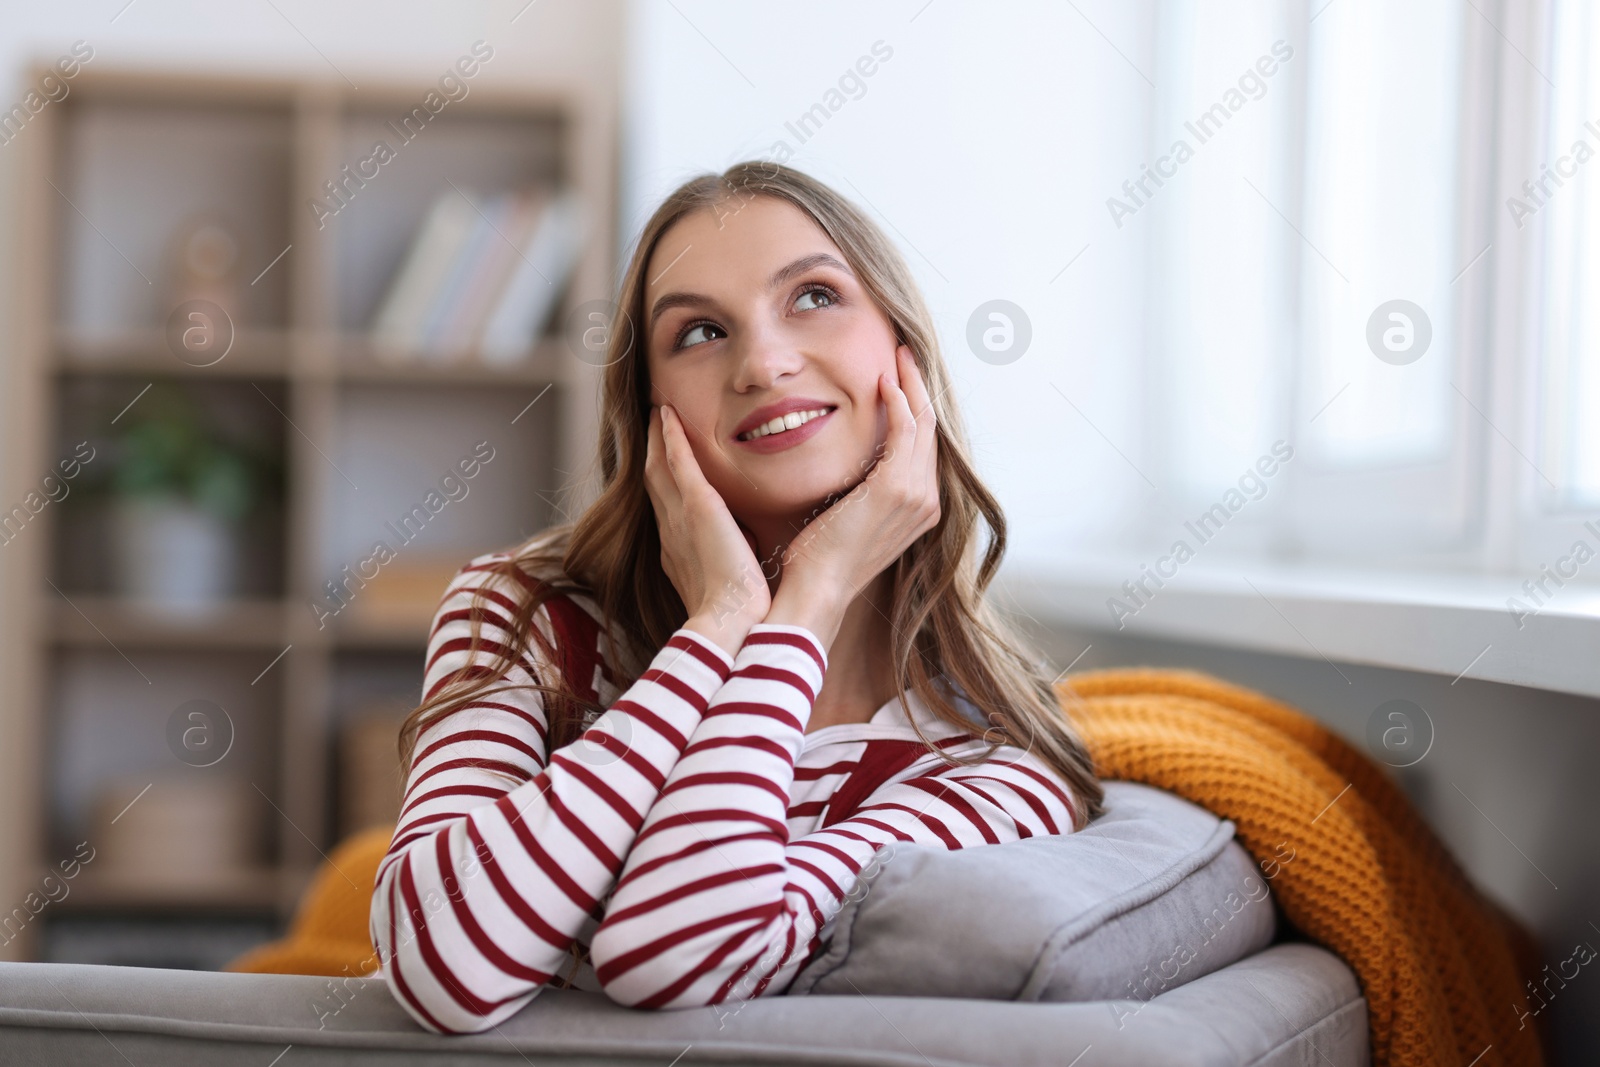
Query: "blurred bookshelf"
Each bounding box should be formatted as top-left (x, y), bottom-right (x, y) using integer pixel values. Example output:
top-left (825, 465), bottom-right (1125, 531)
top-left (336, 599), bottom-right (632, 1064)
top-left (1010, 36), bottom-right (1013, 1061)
top-left (0, 66), bottom-right (617, 966)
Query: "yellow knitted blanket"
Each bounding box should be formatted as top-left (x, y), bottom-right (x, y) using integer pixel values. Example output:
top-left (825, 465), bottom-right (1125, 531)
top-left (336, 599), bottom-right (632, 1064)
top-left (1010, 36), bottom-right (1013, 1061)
top-left (226, 824), bottom-right (388, 979)
top-left (1060, 667), bottom-right (1546, 1067)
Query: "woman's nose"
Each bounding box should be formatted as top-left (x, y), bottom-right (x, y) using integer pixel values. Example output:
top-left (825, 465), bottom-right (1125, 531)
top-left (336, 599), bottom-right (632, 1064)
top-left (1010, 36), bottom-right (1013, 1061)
top-left (730, 326), bottom-right (806, 391)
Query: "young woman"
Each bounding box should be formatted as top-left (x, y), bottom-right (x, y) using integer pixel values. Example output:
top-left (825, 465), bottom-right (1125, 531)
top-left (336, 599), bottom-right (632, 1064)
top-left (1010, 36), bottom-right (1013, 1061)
top-left (370, 162), bottom-right (1106, 1034)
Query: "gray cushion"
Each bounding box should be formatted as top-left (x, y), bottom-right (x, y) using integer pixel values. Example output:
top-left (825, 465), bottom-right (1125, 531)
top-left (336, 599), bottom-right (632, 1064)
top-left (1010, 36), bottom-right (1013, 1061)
top-left (0, 944), bottom-right (1367, 1065)
top-left (790, 781), bottom-right (1278, 1002)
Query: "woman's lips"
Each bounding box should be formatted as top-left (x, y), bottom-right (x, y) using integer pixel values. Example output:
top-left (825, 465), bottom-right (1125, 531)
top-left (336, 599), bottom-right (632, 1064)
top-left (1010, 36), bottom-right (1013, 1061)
top-left (732, 407), bottom-right (836, 454)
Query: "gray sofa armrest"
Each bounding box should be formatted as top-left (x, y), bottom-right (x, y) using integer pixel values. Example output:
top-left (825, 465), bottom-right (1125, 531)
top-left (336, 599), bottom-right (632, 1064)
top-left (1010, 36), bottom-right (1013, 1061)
top-left (0, 944), bottom-right (1366, 1066)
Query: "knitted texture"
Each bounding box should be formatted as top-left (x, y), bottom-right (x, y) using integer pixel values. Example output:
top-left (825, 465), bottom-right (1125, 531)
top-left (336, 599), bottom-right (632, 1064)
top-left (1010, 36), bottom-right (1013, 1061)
top-left (1060, 666), bottom-right (1547, 1067)
top-left (224, 823), bottom-right (391, 978)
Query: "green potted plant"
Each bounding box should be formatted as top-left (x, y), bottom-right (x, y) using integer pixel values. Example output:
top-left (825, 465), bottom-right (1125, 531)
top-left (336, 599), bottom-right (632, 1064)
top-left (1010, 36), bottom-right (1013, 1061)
top-left (99, 384), bottom-right (279, 610)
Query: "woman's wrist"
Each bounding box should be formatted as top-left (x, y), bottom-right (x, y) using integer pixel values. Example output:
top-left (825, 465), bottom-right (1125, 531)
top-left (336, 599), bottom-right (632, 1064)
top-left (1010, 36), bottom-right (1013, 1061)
top-left (762, 580), bottom-right (845, 654)
top-left (682, 612), bottom-right (755, 662)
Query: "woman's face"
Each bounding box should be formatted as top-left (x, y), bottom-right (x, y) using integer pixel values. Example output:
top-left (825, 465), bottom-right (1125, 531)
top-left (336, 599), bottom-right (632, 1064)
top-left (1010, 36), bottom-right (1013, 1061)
top-left (641, 194), bottom-right (901, 529)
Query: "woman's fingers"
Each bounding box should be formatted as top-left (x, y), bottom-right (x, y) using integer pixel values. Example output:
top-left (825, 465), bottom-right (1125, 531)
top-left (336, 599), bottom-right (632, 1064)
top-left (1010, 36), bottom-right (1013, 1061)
top-left (852, 347), bottom-right (939, 538)
top-left (663, 405), bottom-right (727, 513)
top-left (876, 351), bottom-right (924, 500)
top-left (644, 406), bottom-right (682, 514)
top-left (897, 344), bottom-right (934, 424)
top-left (895, 347), bottom-right (936, 455)
top-left (660, 406), bottom-right (697, 483)
top-left (897, 346), bottom-right (940, 506)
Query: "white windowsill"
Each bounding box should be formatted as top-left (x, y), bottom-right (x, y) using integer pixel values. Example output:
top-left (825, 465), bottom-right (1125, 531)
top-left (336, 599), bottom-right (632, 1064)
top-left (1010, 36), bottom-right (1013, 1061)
top-left (996, 555), bottom-right (1600, 701)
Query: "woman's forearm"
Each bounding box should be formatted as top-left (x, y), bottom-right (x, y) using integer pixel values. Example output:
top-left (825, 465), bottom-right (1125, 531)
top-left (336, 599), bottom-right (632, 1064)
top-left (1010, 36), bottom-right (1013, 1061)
top-left (372, 596), bottom-right (737, 1035)
top-left (586, 622), bottom-right (827, 1008)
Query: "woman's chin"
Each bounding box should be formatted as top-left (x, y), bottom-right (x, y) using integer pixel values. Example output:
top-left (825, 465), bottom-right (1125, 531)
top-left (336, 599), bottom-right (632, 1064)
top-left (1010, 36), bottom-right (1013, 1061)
top-left (714, 446), bottom-right (872, 512)
top-left (725, 473), bottom-right (862, 524)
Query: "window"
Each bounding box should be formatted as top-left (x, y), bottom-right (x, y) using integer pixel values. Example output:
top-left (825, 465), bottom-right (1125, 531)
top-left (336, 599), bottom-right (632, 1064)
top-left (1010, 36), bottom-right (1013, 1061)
top-left (1126, 0), bottom-right (1490, 566)
top-left (1092, 0), bottom-right (1587, 578)
top-left (1535, 0), bottom-right (1600, 512)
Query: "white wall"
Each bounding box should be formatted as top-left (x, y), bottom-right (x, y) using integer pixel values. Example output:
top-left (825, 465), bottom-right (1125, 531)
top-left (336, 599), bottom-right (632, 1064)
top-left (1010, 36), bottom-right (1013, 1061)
top-left (0, 1), bottom-right (619, 83)
top-left (621, 0), bottom-right (1158, 565)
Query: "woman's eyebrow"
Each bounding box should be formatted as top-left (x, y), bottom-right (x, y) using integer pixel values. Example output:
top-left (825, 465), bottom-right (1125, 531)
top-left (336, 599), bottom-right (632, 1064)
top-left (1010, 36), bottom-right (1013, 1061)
top-left (647, 252), bottom-right (854, 334)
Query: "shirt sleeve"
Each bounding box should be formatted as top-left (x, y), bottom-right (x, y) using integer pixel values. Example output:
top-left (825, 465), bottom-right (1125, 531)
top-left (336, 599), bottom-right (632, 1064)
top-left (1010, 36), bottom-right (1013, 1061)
top-left (586, 622), bottom-right (1079, 1009)
top-left (369, 560), bottom-right (736, 1034)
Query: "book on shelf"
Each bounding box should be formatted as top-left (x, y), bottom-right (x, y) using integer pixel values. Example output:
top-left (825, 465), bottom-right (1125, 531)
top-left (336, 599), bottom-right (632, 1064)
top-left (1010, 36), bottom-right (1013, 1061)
top-left (369, 185), bottom-right (584, 365)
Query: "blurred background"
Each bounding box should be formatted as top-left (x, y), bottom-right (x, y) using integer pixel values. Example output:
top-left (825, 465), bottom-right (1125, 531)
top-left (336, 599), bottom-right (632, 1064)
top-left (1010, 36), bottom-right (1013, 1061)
top-left (0, 0), bottom-right (1595, 1057)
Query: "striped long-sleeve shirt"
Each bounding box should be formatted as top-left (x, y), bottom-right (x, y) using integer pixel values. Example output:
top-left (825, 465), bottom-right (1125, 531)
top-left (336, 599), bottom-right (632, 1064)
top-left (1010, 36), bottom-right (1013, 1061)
top-left (371, 550), bottom-right (1079, 1033)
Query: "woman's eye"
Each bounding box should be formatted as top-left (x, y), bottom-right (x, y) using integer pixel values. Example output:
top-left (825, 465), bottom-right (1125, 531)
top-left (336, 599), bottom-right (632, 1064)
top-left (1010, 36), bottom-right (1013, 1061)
top-left (794, 285), bottom-right (838, 311)
top-left (671, 285), bottom-right (837, 350)
top-left (675, 321), bottom-right (724, 349)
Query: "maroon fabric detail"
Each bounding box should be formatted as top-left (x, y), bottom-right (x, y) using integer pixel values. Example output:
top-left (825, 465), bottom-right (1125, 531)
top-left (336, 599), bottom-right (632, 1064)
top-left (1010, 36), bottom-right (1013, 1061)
top-left (819, 739), bottom-right (933, 829)
top-left (542, 593), bottom-right (601, 704)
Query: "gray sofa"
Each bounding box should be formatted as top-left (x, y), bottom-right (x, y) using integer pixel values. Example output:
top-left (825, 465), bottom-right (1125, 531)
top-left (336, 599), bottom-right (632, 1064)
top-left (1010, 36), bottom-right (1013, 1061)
top-left (0, 783), bottom-right (1369, 1066)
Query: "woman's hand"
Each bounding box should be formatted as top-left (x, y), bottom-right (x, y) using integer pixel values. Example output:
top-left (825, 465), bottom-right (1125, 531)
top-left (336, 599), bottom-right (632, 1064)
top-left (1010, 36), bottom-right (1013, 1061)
top-left (644, 403), bottom-right (771, 657)
top-left (765, 345), bottom-right (941, 649)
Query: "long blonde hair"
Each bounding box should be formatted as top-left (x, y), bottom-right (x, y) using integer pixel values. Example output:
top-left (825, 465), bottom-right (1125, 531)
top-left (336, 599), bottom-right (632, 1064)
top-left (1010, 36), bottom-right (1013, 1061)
top-left (398, 160), bottom-right (1104, 831)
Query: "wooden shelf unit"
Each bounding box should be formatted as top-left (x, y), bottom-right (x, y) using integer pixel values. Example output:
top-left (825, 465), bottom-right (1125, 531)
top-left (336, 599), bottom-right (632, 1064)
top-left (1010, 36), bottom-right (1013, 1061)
top-left (1, 66), bottom-right (616, 955)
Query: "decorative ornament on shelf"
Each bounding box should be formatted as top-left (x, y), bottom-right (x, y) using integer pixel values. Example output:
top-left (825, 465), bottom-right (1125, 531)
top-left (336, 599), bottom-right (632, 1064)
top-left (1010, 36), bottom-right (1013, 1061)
top-left (163, 216), bottom-right (245, 369)
top-left (166, 215), bottom-right (244, 319)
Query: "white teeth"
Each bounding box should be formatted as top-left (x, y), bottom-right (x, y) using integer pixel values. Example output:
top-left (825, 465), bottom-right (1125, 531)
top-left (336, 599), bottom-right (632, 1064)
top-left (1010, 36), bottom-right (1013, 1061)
top-left (739, 407), bottom-right (832, 441)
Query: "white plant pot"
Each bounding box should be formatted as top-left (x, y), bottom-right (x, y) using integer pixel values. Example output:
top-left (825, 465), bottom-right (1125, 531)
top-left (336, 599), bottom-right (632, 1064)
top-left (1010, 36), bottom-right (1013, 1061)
top-left (111, 496), bottom-right (239, 609)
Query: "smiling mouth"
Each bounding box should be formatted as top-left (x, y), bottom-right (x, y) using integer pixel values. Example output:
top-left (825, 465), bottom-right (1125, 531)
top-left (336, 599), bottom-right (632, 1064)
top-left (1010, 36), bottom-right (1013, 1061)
top-left (737, 406), bottom-right (837, 442)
